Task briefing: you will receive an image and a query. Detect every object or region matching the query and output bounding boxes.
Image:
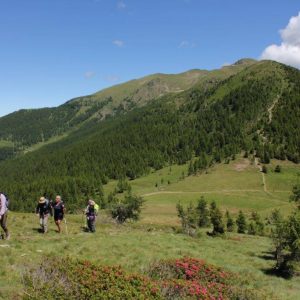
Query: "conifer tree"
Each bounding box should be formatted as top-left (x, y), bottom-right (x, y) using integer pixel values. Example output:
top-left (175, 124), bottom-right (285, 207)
top-left (236, 210), bottom-right (247, 234)
top-left (225, 210), bottom-right (235, 232)
top-left (196, 197), bottom-right (210, 227)
top-left (210, 202), bottom-right (225, 235)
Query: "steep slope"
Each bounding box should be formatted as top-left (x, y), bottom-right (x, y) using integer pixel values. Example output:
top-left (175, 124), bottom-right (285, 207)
top-left (0, 59), bottom-right (256, 160)
top-left (1, 60), bottom-right (299, 211)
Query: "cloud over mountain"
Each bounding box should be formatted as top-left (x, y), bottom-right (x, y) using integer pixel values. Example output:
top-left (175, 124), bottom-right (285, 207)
top-left (261, 12), bottom-right (300, 69)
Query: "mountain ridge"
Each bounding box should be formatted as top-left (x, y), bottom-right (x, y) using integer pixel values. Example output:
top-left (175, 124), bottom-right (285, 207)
top-left (0, 58), bottom-right (257, 159)
top-left (1, 59), bottom-right (299, 211)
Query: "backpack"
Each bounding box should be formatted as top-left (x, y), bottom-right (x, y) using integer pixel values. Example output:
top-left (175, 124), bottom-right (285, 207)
top-left (0, 192), bottom-right (9, 209)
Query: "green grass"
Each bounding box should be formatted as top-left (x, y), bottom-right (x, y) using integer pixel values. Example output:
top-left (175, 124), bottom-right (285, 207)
top-left (0, 140), bottom-right (14, 148)
top-left (1, 157), bottom-right (300, 299)
top-left (1, 212), bottom-right (300, 299)
top-left (104, 157), bottom-right (298, 224)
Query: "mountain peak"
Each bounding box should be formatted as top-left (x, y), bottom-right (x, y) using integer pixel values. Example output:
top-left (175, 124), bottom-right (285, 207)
top-left (233, 58), bottom-right (257, 66)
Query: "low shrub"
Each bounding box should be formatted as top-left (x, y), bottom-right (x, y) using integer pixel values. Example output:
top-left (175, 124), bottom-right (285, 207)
top-left (23, 256), bottom-right (266, 300)
top-left (23, 256), bottom-right (162, 300)
top-left (147, 257), bottom-right (263, 299)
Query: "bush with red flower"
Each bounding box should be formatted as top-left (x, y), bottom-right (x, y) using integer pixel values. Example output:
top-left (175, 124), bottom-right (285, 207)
top-left (23, 256), bottom-right (265, 300)
top-left (148, 257), bottom-right (264, 299)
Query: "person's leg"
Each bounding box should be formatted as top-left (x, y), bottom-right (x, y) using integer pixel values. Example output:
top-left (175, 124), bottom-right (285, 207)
top-left (55, 220), bottom-right (61, 233)
top-left (87, 218), bottom-right (92, 232)
top-left (40, 216), bottom-right (44, 232)
top-left (0, 213), bottom-right (10, 240)
top-left (43, 215), bottom-right (49, 233)
top-left (91, 220), bottom-right (95, 232)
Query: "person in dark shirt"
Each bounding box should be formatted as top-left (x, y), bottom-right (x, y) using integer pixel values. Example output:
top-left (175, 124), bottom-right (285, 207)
top-left (84, 200), bottom-right (99, 233)
top-left (36, 197), bottom-right (52, 233)
top-left (52, 195), bottom-right (65, 233)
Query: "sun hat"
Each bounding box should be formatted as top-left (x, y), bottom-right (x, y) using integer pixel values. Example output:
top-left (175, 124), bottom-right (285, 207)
top-left (39, 197), bottom-right (46, 203)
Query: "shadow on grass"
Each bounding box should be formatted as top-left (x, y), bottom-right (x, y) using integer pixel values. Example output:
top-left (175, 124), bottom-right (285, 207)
top-left (32, 227), bottom-right (45, 233)
top-left (261, 267), bottom-right (292, 279)
top-left (259, 251), bottom-right (293, 279)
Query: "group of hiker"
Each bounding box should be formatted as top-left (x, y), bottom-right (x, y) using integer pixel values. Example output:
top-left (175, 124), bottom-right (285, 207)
top-left (36, 196), bottom-right (99, 234)
top-left (0, 192), bottom-right (99, 240)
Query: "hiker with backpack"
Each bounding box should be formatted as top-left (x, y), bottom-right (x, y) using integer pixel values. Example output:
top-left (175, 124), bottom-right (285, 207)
top-left (84, 200), bottom-right (99, 233)
top-left (52, 195), bottom-right (65, 233)
top-left (0, 192), bottom-right (10, 240)
top-left (36, 197), bottom-right (52, 233)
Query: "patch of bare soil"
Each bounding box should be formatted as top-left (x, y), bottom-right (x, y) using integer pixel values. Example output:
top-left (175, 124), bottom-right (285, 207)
top-left (233, 159), bottom-right (250, 171)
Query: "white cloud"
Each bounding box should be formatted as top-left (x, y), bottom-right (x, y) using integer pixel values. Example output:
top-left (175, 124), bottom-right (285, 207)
top-left (117, 1), bottom-right (126, 10)
top-left (178, 40), bottom-right (196, 48)
top-left (113, 39), bottom-right (125, 47)
top-left (261, 12), bottom-right (300, 69)
top-left (84, 71), bottom-right (96, 79)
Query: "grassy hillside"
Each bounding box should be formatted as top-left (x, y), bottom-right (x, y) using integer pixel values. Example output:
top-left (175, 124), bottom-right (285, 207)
top-left (103, 156), bottom-right (298, 225)
top-left (1, 60), bottom-right (299, 212)
top-left (0, 59), bottom-right (255, 157)
top-left (1, 161), bottom-right (300, 299)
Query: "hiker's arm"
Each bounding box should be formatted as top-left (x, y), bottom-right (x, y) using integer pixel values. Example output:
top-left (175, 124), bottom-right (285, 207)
top-left (0, 194), bottom-right (6, 216)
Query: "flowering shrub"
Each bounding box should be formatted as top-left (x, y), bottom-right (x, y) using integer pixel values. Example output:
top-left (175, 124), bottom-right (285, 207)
top-left (23, 256), bottom-right (163, 300)
top-left (148, 257), bottom-right (262, 300)
top-left (23, 256), bottom-right (264, 300)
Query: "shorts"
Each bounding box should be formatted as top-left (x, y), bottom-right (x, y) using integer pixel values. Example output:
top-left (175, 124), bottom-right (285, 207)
top-left (54, 213), bottom-right (64, 221)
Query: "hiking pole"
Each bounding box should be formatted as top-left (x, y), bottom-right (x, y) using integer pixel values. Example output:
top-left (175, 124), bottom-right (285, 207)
top-left (64, 218), bottom-right (69, 235)
top-left (81, 213), bottom-right (84, 229)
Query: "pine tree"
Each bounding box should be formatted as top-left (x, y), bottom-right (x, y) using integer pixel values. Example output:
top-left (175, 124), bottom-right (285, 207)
top-left (290, 184), bottom-right (300, 209)
top-left (262, 165), bottom-right (268, 174)
top-left (274, 165), bottom-right (282, 173)
top-left (250, 211), bottom-right (264, 235)
top-left (248, 222), bottom-right (256, 235)
top-left (236, 210), bottom-right (247, 234)
top-left (225, 210), bottom-right (235, 232)
top-left (210, 202), bottom-right (224, 235)
top-left (196, 197), bottom-right (210, 227)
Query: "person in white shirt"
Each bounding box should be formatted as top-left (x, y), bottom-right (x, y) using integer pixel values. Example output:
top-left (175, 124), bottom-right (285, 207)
top-left (0, 193), bottom-right (10, 240)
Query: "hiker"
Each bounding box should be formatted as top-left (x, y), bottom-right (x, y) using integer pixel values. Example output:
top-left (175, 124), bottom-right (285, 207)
top-left (36, 197), bottom-right (52, 233)
top-left (52, 195), bottom-right (65, 233)
top-left (84, 200), bottom-right (99, 233)
top-left (0, 192), bottom-right (10, 240)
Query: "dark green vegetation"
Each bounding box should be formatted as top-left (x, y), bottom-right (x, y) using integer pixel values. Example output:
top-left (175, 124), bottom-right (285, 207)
top-left (0, 60), bottom-right (252, 152)
top-left (0, 59), bottom-right (300, 212)
top-left (269, 188), bottom-right (300, 278)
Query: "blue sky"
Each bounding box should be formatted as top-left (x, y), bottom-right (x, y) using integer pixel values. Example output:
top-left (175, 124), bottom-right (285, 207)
top-left (0, 0), bottom-right (299, 116)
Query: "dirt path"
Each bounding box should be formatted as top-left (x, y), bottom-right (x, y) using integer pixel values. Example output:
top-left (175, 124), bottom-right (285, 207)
top-left (142, 189), bottom-right (264, 197)
top-left (254, 157), bottom-right (268, 192)
top-left (267, 97), bottom-right (279, 124)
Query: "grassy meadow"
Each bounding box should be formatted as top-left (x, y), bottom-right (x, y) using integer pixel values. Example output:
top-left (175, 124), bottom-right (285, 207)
top-left (105, 156), bottom-right (298, 224)
top-left (1, 157), bottom-right (300, 299)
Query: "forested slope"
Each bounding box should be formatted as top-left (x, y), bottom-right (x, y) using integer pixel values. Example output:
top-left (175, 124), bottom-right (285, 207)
top-left (1, 60), bottom-right (299, 211)
top-left (0, 60), bottom-right (255, 160)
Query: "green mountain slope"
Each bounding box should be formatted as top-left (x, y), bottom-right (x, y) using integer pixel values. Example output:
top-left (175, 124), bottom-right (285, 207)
top-left (0, 59), bottom-right (256, 160)
top-left (0, 59), bottom-right (299, 211)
